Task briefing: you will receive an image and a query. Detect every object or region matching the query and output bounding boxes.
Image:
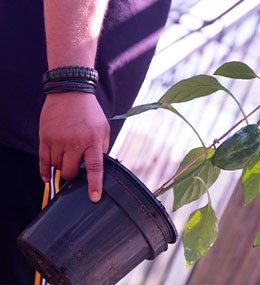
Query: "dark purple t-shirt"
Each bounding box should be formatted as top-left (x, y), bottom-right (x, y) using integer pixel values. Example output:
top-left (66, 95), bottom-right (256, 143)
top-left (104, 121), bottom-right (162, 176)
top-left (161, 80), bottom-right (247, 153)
top-left (0, 0), bottom-right (171, 155)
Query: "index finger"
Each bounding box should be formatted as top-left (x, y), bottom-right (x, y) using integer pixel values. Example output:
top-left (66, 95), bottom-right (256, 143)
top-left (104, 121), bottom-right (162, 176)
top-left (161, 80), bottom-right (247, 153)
top-left (84, 146), bottom-right (104, 203)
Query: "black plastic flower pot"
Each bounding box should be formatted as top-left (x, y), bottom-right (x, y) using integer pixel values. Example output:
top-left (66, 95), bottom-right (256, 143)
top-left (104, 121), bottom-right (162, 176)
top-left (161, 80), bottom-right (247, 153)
top-left (17, 155), bottom-right (177, 285)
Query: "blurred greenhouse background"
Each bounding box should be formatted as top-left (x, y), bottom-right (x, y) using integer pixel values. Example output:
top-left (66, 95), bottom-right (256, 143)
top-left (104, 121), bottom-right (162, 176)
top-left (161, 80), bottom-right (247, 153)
top-left (110, 0), bottom-right (260, 284)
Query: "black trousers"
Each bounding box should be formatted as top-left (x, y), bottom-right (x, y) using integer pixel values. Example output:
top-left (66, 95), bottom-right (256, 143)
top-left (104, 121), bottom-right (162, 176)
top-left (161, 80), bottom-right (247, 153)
top-left (0, 144), bottom-right (44, 285)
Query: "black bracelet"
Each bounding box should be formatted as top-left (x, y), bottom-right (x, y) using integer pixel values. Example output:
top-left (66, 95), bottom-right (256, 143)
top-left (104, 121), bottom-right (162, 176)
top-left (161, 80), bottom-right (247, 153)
top-left (42, 66), bottom-right (99, 95)
top-left (43, 66), bottom-right (99, 85)
top-left (44, 80), bottom-right (97, 95)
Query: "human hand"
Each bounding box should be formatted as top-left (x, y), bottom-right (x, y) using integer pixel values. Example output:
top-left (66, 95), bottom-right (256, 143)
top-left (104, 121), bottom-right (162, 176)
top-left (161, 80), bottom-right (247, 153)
top-left (39, 92), bottom-right (110, 202)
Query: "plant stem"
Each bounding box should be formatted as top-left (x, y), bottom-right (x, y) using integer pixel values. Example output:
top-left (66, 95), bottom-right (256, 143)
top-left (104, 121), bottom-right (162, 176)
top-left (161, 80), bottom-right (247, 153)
top-left (153, 146), bottom-right (211, 196)
top-left (155, 161), bottom-right (206, 196)
top-left (225, 89), bottom-right (249, 125)
top-left (216, 104), bottom-right (259, 142)
top-left (194, 176), bottom-right (212, 208)
top-left (162, 104), bottom-right (206, 148)
top-left (153, 105), bottom-right (260, 196)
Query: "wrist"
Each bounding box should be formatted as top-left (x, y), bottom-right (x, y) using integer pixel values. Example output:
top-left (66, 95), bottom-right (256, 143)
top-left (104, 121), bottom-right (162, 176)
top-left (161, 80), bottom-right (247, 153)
top-left (47, 41), bottom-right (98, 69)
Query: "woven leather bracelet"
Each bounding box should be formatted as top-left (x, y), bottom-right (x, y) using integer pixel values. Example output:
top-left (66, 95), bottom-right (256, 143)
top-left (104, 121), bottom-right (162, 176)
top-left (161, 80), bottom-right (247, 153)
top-left (43, 66), bottom-right (99, 95)
top-left (43, 66), bottom-right (99, 84)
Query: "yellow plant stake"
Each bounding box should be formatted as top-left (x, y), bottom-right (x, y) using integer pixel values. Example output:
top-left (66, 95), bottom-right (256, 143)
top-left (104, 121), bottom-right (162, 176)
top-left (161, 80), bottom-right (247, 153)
top-left (34, 169), bottom-right (61, 285)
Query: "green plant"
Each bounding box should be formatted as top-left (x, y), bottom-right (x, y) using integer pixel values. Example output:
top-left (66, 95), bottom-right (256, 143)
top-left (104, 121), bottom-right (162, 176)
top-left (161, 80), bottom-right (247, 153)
top-left (111, 61), bottom-right (260, 266)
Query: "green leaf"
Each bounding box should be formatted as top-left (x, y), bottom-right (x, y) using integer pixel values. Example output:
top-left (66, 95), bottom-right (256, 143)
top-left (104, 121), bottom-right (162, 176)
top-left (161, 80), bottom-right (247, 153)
top-left (242, 153), bottom-right (260, 205)
top-left (183, 203), bottom-right (218, 267)
top-left (158, 75), bottom-right (228, 104)
top-left (214, 61), bottom-right (258, 79)
top-left (173, 148), bottom-right (221, 210)
top-left (253, 232), bottom-right (260, 248)
top-left (110, 102), bottom-right (161, 120)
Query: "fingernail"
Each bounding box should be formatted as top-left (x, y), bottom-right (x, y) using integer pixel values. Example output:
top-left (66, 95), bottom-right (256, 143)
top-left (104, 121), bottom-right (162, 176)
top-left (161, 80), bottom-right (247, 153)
top-left (42, 176), bottom-right (49, 182)
top-left (91, 191), bottom-right (100, 203)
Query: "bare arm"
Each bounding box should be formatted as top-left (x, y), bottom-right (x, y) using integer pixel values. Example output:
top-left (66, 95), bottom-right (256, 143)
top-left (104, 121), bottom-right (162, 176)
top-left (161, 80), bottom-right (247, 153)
top-left (44, 0), bottom-right (108, 67)
top-left (40, 0), bottom-right (110, 202)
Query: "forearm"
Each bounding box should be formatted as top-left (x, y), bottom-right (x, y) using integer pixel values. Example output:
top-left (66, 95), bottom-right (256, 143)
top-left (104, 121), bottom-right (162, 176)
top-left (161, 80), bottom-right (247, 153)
top-left (44, 0), bottom-right (109, 68)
